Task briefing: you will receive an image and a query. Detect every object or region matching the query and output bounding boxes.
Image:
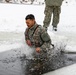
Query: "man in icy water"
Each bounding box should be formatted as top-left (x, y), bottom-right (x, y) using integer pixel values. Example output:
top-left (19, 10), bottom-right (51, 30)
top-left (24, 14), bottom-right (52, 75)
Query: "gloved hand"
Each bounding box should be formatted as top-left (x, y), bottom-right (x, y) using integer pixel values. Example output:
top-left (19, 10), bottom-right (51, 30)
top-left (26, 40), bottom-right (32, 46)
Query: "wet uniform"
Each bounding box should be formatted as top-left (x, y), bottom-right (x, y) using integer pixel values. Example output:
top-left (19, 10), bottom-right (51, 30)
top-left (24, 23), bottom-right (51, 75)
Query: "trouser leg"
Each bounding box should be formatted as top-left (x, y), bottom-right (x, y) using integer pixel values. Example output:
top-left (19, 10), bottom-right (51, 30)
top-left (43, 6), bottom-right (53, 28)
top-left (52, 6), bottom-right (61, 27)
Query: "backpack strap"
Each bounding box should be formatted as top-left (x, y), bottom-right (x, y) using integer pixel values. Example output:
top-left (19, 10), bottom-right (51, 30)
top-left (32, 25), bottom-right (40, 36)
top-left (26, 25), bottom-right (40, 40)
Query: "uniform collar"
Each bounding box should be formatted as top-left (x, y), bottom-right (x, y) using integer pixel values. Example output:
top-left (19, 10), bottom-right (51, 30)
top-left (29, 23), bottom-right (38, 30)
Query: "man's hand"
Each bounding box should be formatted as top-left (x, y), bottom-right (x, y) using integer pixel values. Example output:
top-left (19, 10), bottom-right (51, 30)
top-left (36, 47), bottom-right (41, 53)
top-left (26, 40), bottom-right (32, 46)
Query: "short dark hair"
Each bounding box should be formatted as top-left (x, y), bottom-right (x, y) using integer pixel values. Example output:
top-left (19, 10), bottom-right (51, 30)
top-left (25, 14), bottom-right (35, 20)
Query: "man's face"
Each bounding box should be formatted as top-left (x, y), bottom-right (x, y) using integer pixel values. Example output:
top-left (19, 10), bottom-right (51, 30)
top-left (26, 19), bottom-right (35, 28)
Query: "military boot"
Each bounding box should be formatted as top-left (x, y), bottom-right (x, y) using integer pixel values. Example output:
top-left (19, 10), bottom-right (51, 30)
top-left (53, 26), bottom-right (57, 31)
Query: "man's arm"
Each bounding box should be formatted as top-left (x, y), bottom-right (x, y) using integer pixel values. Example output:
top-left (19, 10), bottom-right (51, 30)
top-left (36, 28), bottom-right (51, 53)
top-left (41, 28), bottom-right (51, 52)
top-left (24, 28), bottom-right (32, 46)
top-left (24, 28), bottom-right (29, 40)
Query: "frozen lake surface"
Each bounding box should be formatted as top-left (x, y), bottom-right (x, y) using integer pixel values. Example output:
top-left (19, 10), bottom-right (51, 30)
top-left (0, 2), bottom-right (76, 75)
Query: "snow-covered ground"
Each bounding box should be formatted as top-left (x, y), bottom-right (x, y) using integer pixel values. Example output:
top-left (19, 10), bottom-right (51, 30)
top-left (44, 64), bottom-right (76, 75)
top-left (0, 2), bottom-right (76, 75)
top-left (0, 2), bottom-right (76, 52)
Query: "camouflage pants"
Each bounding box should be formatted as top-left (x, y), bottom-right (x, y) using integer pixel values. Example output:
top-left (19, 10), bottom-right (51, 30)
top-left (25, 52), bottom-right (51, 75)
top-left (43, 6), bottom-right (61, 28)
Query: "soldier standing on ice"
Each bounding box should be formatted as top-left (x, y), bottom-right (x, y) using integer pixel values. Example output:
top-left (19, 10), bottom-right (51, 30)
top-left (43, 0), bottom-right (64, 31)
top-left (24, 14), bottom-right (52, 75)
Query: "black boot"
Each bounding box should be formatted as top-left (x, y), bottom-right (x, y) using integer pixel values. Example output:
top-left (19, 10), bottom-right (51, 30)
top-left (53, 27), bottom-right (57, 31)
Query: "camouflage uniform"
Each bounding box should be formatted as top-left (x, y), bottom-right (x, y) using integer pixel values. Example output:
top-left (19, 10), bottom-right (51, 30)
top-left (24, 23), bottom-right (51, 75)
top-left (43, 0), bottom-right (63, 28)
top-left (31, 0), bottom-right (34, 4)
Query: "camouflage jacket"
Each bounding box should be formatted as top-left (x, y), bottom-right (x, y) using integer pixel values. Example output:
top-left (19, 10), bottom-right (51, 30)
top-left (45, 0), bottom-right (63, 6)
top-left (24, 23), bottom-right (51, 52)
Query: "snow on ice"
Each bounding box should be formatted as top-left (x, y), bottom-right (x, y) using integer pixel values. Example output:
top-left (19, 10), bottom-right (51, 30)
top-left (0, 2), bottom-right (76, 52)
top-left (0, 1), bottom-right (76, 75)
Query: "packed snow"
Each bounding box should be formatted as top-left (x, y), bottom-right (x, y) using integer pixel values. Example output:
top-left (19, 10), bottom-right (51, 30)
top-left (43, 64), bottom-right (76, 75)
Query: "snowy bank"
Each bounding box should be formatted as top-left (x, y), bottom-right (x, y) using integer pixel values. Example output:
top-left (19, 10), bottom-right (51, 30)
top-left (43, 64), bottom-right (76, 75)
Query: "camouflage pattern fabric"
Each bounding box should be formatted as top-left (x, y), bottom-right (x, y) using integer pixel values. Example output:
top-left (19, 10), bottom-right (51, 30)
top-left (45, 0), bottom-right (63, 6)
top-left (25, 23), bottom-right (51, 50)
top-left (43, 6), bottom-right (61, 28)
top-left (24, 23), bottom-right (52, 75)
